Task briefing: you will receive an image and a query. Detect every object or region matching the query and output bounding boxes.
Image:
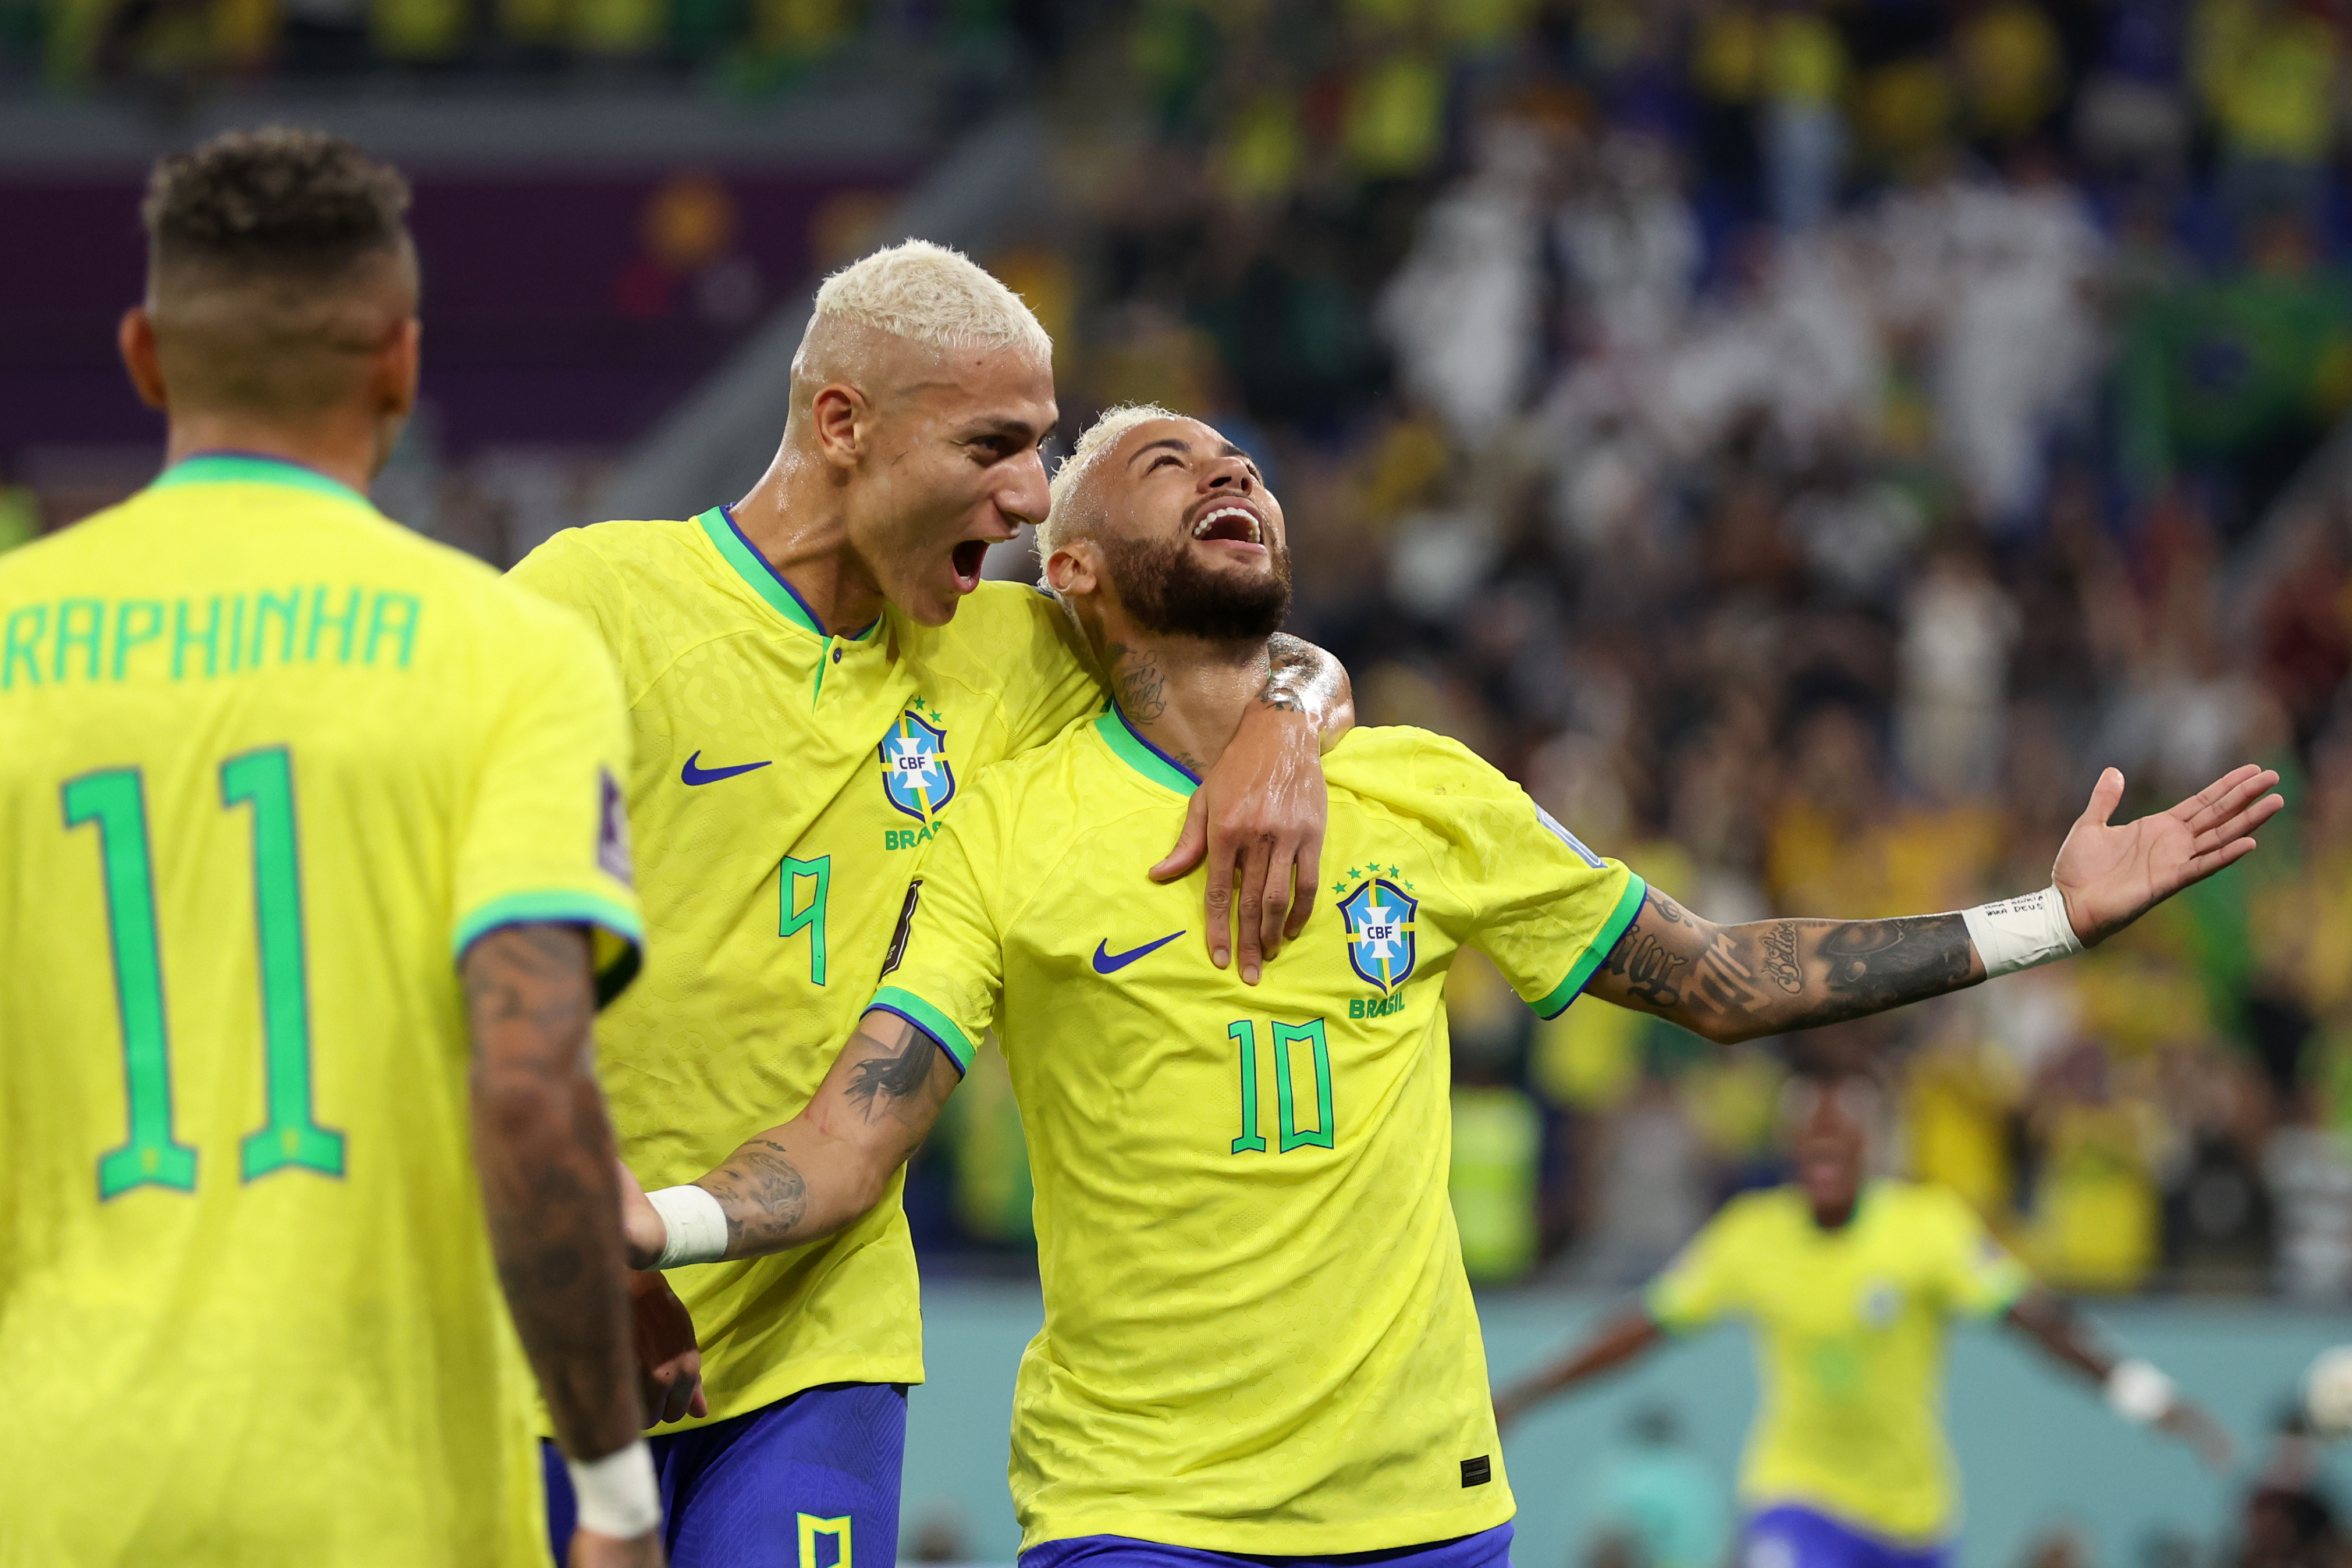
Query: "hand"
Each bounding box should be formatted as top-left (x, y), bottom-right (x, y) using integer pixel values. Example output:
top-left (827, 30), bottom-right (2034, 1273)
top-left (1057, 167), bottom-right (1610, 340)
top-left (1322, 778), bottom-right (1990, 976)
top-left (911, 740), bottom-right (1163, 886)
top-left (571, 1527), bottom-right (663, 1567)
top-left (2157, 1398), bottom-right (2236, 1473)
top-left (629, 1269), bottom-right (706, 1426)
top-left (617, 1161), bottom-right (667, 1271)
top-left (1150, 706), bottom-right (1328, 984)
top-left (2052, 764), bottom-right (2283, 946)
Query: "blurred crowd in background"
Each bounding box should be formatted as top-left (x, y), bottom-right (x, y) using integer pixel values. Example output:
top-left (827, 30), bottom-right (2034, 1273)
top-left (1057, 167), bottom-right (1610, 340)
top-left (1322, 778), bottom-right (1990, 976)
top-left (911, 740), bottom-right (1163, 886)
top-left (903, 0), bottom-right (2352, 1309)
top-left (11, 0), bottom-right (2352, 1310)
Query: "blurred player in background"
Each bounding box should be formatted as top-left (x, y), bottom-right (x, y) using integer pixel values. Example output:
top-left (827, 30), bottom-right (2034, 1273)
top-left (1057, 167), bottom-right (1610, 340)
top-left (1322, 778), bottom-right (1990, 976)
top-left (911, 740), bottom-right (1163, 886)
top-left (1494, 1073), bottom-right (2234, 1568)
top-left (0, 129), bottom-right (680, 1567)
top-left (619, 405), bottom-right (2279, 1568)
top-left (510, 245), bottom-right (1350, 1566)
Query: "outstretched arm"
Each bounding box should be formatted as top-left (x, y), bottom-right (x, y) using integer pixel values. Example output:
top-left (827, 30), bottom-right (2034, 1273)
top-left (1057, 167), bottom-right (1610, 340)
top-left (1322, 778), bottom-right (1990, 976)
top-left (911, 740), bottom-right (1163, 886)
top-left (1586, 764), bottom-right (2282, 1044)
top-left (623, 1010), bottom-right (961, 1268)
top-left (1492, 1306), bottom-right (1665, 1431)
top-left (1149, 634), bottom-right (1353, 983)
top-left (2006, 1288), bottom-right (2234, 1471)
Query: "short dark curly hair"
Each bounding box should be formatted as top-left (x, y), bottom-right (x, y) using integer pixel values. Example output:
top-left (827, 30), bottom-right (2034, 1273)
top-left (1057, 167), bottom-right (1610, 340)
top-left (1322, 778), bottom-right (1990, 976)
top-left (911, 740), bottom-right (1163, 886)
top-left (143, 126), bottom-right (410, 280)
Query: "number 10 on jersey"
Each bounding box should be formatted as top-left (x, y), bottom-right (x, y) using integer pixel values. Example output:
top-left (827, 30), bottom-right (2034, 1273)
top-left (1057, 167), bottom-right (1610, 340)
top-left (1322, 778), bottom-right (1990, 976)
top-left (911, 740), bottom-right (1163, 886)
top-left (1228, 1018), bottom-right (1334, 1154)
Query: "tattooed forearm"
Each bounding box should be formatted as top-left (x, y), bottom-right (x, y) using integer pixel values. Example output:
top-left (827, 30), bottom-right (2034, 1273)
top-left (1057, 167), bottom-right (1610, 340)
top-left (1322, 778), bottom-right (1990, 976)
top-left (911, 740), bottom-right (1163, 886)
top-left (1106, 640), bottom-right (1168, 721)
top-left (1253, 634), bottom-right (1351, 737)
top-left (1587, 890), bottom-right (1984, 1043)
top-left (464, 922), bottom-right (641, 1459)
top-left (702, 1137), bottom-right (809, 1255)
top-left (687, 1009), bottom-right (961, 1263)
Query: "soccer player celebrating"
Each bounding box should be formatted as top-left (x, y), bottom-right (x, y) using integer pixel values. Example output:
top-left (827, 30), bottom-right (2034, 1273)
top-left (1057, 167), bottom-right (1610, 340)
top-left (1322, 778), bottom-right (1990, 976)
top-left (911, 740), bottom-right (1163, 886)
top-left (616, 403), bottom-right (2279, 1566)
top-left (1493, 1073), bottom-right (2234, 1568)
top-left (0, 130), bottom-right (678, 1565)
top-left (510, 247), bottom-right (1349, 1563)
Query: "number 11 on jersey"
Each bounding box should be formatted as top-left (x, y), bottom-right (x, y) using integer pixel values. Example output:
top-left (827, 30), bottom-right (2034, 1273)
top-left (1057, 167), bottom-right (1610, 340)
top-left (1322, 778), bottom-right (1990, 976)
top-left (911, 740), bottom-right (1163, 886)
top-left (67, 746), bottom-right (344, 1200)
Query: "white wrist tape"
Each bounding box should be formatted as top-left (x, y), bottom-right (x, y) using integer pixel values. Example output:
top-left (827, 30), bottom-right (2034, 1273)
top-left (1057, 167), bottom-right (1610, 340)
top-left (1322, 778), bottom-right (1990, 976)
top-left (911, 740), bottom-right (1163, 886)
top-left (566, 1438), bottom-right (660, 1538)
top-left (2106, 1358), bottom-right (2176, 1424)
top-left (646, 1184), bottom-right (730, 1269)
top-left (1960, 886), bottom-right (2083, 979)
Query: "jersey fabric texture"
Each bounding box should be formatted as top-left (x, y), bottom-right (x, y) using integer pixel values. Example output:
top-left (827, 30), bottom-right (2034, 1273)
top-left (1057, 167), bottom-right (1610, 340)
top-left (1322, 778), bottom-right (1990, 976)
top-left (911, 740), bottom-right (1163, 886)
top-left (1646, 1181), bottom-right (2033, 1545)
top-left (541, 1382), bottom-right (907, 1568)
top-left (1739, 1506), bottom-right (1954, 1568)
top-left (870, 709), bottom-right (1644, 1555)
top-left (0, 453), bottom-right (642, 1567)
top-left (1019, 1523), bottom-right (1515, 1568)
top-left (507, 507), bottom-right (1102, 1427)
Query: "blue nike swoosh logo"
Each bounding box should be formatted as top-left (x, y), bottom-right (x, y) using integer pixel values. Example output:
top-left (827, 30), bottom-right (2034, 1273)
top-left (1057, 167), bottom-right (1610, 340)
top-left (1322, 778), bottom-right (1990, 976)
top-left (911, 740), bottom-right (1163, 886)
top-left (681, 751), bottom-right (773, 785)
top-left (1092, 931), bottom-right (1185, 975)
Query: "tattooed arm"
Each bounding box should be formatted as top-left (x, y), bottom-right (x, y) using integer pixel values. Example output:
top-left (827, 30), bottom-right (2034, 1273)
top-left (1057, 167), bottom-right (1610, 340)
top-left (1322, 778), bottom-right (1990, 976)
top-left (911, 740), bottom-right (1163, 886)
top-left (1585, 888), bottom-right (1985, 1043)
top-left (464, 924), bottom-right (647, 1463)
top-left (621, 1010), bottom-right (961, 1268)
top-left (1586, 762), bottom-right (2286, 1043)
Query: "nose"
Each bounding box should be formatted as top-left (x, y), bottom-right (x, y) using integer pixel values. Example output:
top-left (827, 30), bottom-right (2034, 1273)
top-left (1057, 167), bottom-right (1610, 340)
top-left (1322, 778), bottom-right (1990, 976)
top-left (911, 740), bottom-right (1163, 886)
top-left (1001, 446), bottom-right (1050, 529)
top-left (1202, 455), bottom-right (1254, 493)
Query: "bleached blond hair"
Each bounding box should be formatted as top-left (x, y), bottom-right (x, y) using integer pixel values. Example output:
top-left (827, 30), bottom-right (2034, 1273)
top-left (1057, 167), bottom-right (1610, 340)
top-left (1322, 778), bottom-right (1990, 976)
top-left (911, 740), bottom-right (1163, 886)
top-left (1038, 402), bottom-right (1182, 558)
top-left (803, 238), bottom-right (1051, 362)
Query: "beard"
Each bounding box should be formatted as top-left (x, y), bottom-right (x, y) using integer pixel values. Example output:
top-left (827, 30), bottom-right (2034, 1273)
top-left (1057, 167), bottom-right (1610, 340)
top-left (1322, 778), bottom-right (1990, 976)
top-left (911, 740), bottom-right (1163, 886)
top-left (1097, 529), bottom-right (1293, 643)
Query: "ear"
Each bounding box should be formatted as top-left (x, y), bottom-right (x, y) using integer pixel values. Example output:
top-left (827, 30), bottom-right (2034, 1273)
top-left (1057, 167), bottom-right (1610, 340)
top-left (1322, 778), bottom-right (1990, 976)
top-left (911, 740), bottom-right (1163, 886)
top-left (1044, 541), bottom-right (1097, 597)
top-left (372, 317), bottom-right (421, 422)
top-left (808, 382), bottom-right (870, 470)
top-left (118, 307), bottom-right (168, 411)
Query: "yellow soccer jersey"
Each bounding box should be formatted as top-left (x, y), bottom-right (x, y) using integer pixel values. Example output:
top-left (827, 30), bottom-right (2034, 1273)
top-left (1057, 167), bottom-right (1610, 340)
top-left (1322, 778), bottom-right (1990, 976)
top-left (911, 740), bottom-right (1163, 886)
top-left (868, 710), bottom-right (1644, 1554)
top-left (0, 453), bottom-right (642, 1567)
top-left (508, 507), bottom-right (1101, 1422)
top-left (1646, 1179), bottom-right (2034, 1544)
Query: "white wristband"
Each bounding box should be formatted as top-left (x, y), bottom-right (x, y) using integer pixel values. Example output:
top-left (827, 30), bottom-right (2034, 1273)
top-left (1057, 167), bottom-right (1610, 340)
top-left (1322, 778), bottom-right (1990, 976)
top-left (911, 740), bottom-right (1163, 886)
top-left (566, 1438), bottom-right (661, 1539)
top-left (2106, 1358), bottom-right (2176, 1424)
top-left (646, 1184), bottom-right (730, 1269)
top-left (1960, 886), bottom-right (2083, 979)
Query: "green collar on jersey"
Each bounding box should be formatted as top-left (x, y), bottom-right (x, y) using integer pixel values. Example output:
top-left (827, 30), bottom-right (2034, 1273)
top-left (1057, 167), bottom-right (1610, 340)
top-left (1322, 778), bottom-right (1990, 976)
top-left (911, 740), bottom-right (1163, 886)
top-left (1095, 703), bottom-right (1199, 797)
top-left (697, 505), bottom-right (879, 642)
top-left (151, 451), bottom-right (374, 510)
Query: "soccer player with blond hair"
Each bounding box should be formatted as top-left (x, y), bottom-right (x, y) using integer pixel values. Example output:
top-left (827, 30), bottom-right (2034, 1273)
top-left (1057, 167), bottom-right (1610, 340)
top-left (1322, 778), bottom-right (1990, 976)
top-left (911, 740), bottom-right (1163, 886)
top-left (0, 129), bottom-right (680, 1566)
top-left (621, 404), bottom-right (2279, 1568)
top-left (511, 251), bottom-right (1351, 1562)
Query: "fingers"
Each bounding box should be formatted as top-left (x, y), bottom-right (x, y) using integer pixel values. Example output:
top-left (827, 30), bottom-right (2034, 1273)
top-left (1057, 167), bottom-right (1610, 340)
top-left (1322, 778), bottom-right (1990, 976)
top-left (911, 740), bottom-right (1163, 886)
top-left (1150, 793), bottom-right (1209, 884)
top-left (1282, 822), bottom-right (1326, 944)
top-left (2193, 790), bottom-right (2286, 856)
top-left (2183, 836), bottom-right (2262, 883)
top-left (1233, 831), bottom-right (1274, 985)
top-left (1255, 832), bottom-right (1300, 965)
top-left (2178, 765), bottom-right (2278, 834)
top-left (1201, 832), bottom-right (1237, 971)
top-left (2081, 766), bottom-right (2125, 827)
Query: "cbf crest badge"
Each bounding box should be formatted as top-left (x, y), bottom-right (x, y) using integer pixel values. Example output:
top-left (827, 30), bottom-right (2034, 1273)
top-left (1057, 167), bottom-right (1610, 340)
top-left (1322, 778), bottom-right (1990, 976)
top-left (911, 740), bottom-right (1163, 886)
top-left (1338, 869), bottom-right (1419, 992)
top-left (879, 702), bottom-right (955, 822)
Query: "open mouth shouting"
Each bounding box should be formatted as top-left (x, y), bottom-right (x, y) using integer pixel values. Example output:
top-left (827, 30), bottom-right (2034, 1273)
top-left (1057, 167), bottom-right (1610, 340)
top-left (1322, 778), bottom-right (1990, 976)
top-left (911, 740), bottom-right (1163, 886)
top-left (950, 538), bottom-right (992, 592)
top-left (1186, 497), bottom-right (1269, 554)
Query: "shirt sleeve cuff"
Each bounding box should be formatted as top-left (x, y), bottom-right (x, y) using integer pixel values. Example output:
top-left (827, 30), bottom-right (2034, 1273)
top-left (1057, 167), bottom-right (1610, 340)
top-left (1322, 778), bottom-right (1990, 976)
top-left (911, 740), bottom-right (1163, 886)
top-left (452, 890), bottom-right (645, 1009)
top-left (1532, 873), bottom-right (1648, 1019)
top-left (868, 986), bottom-right (976, 1074)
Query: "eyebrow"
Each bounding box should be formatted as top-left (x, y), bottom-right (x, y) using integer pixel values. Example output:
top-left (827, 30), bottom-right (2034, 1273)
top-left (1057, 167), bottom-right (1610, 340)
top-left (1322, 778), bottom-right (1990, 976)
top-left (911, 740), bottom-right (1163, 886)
top-left (1128, 436), bottom-right (1250, 466)
top-left (955, 415), bottom-right (1049, 443)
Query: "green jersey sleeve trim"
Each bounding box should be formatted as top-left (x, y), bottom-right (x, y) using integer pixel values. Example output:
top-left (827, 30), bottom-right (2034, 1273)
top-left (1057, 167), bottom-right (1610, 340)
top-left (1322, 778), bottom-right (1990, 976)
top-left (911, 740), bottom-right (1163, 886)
top-left (1093, 704), bottom-right (1200, 797)
top-left (151, 451), bottom-right (374, 510)
top-left (868, 987), bottom-right (976, 1073)
top-left (450, 890), bottom-right (646, 1008)
top-left (1531, 872), bottom-right (1647, 1019)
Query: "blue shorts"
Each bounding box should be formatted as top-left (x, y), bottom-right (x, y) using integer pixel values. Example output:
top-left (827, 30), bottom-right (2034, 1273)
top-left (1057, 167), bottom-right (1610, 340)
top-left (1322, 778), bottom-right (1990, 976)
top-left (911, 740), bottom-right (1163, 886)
top-left (542, 1382), bottom-right (905, 1568)
top-left (1740, 1507), bottom-right (1951, 1568)
top-left (1020, 1521), bottom-right (1513, 1568)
